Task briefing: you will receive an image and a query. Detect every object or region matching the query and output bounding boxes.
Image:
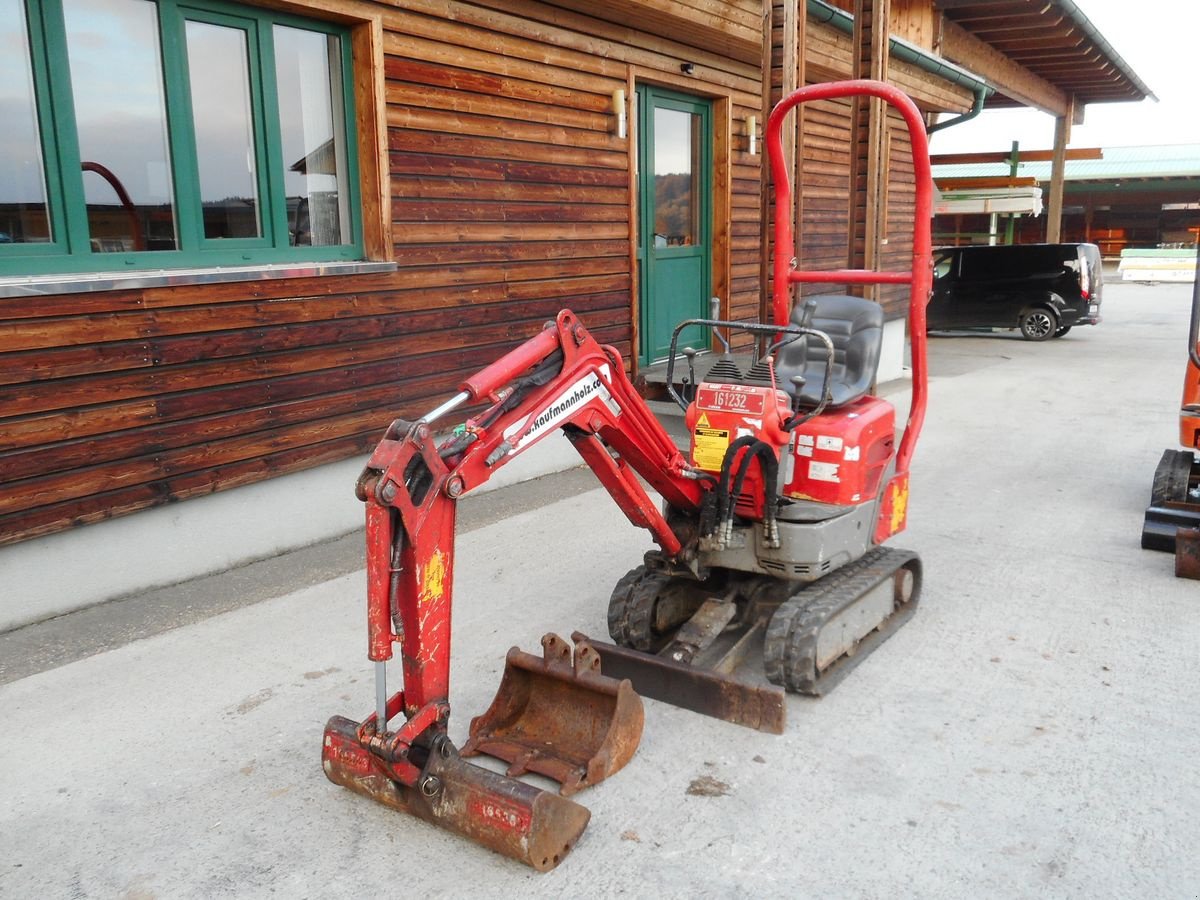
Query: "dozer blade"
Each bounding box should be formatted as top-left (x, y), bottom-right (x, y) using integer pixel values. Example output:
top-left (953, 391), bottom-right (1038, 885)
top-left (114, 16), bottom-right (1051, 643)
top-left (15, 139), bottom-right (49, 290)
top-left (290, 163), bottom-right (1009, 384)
top-left (461, 634), bottom-right (644, 797)
top-left (323, 715), bottom-right (590, 872)
top-left (575, 630), bottom-right (787, 734)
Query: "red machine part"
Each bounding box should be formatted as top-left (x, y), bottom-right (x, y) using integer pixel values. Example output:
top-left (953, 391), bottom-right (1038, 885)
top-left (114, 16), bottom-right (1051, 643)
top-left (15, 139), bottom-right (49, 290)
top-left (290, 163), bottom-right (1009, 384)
top-left (361, 309), bottom-right (705, 671)
top-left (685, 380), bottom-right (792, 519)
top-left (326, 311), bottom-right (707, 869)
top-left (783, 396), bottom-right (895, 507)
top-left (343, 310), bottom-right (705, 785)
top-left (1181, 341), bottom-right (1200, 449)
top-left (325, 78), bottom-right (936, 870)
top-left (767, 79), bottom-right (932, 544)
top-left (1179, 245), bottom-right (1200, 449)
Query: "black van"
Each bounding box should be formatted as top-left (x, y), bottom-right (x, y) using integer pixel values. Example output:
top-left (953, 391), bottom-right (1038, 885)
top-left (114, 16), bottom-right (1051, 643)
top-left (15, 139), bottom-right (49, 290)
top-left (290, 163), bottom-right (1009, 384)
top-left (927, 243), bottom-right (1103, 341)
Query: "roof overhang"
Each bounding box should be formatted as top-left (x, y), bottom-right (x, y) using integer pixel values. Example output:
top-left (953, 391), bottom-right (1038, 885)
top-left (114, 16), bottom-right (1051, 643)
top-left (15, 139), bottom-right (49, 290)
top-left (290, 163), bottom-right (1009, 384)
top-left (937, 0), bottom-right (1155, 118)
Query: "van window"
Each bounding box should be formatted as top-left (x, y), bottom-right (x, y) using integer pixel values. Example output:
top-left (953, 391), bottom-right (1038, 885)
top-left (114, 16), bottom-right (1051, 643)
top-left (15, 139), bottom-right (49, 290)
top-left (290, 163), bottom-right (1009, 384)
top-left (958, 246), bottom-right (1067, 282)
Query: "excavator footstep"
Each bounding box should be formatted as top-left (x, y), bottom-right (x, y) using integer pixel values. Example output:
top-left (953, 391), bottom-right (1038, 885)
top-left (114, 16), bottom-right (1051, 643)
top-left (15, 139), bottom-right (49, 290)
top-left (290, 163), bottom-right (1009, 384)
top-left (462, 633), bottom-right (645, 797)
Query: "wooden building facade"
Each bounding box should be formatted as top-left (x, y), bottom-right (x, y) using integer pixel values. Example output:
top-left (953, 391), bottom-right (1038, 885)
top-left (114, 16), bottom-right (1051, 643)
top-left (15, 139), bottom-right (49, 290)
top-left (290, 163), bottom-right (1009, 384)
top-left (0, 0), bottom-right (1145, 603)
top-left (1, 0), bottom-right (772, 551)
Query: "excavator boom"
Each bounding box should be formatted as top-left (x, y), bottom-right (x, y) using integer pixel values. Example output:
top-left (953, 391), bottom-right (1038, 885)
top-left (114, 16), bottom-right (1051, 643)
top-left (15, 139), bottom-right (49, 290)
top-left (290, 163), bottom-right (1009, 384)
top-left (324, 310), bottom-right (709, 870)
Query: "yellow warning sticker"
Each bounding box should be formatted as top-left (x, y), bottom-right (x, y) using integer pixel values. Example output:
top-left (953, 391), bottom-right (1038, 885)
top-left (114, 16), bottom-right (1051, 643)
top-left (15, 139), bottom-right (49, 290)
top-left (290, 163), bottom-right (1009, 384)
top-left (697, 413), bottom-right (711, 429)
top-left (692, 425), bottom-right (730, 471)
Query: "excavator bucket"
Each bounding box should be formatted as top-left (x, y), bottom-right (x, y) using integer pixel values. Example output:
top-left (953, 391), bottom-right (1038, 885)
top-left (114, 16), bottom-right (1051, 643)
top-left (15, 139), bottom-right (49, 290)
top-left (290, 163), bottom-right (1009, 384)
top-left (462, 634), bottom-right (644, 796)
top-left (323, 716), bottom-right (590, 872)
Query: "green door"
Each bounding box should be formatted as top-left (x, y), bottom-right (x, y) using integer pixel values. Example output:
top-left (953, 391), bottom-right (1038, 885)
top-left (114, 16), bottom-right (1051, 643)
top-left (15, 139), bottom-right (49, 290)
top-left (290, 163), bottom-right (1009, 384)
top-left (636, 86), bottom-right (712, 365)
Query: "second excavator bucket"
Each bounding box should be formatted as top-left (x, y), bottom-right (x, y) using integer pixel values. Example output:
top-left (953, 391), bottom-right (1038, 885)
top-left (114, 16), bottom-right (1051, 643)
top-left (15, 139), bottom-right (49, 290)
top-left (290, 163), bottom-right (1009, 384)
top-left (462, 634), bottom-right (644, 797)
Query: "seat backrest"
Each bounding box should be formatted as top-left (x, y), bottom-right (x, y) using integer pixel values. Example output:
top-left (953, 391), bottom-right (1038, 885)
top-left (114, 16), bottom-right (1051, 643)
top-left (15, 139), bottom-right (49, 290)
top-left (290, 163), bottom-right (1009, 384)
top-left (773, 294), bottom-right (884, 407)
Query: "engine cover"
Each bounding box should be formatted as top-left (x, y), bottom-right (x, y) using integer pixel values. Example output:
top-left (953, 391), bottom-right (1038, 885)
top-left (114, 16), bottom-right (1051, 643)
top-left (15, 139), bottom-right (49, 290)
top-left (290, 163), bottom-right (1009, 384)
top-left (783, 396), bottom-right (895, 506)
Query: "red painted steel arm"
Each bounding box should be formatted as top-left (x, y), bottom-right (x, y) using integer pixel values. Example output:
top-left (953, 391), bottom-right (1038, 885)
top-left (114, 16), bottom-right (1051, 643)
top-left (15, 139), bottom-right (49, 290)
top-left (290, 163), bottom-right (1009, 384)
top-left (356, 310), bottom-right (705, 724)
top-left (766, 79), bottom-right (933, 477)
top-left (443, 310), bottom-right (705, 518)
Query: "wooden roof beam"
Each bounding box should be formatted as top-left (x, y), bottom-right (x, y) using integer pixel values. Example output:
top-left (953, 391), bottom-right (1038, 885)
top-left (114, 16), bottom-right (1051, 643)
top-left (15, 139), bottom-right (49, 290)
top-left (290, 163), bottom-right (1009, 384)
top-left (940, 19), bottom-right (1069, 117)
top-left (933, 0), bottom-right (1036, 11)
top-left (931, 148), bottom-right (1103, 165)
top-left (935, 176), bottom-right (1040, 189)
top-left (980, 33), bottom-right (1087, 51)
top-left (1013, 48), bottom-right (1104, 63)
top-left (943, 16), bottom-right (1067, 34)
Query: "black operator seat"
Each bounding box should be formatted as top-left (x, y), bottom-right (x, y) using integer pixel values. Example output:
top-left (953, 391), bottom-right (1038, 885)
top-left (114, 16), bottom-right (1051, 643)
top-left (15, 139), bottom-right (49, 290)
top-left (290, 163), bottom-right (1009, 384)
top-left (773, 294), bottom-right (884, 408)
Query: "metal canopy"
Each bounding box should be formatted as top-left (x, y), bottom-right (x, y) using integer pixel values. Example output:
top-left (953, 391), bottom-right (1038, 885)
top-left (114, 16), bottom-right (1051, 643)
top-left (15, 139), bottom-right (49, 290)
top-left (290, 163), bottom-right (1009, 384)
top-left (939, 0), bottom-right (1155, 107)
top-left (933, 144), bottom-right (1200, 183)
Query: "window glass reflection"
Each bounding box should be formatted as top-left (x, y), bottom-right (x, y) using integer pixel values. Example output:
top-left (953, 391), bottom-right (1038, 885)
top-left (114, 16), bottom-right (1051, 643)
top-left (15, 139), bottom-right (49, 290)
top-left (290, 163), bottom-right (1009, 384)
top-left (653, 108), bottom-right (700, 248)
top-left (274, 25), bottom-right (349, 246)
top-left (64, 0), bottom-right (177, 252)
top-left (0, 0), bottom-right (52, 244)
top-left (186, 20), bottom-right (260, 239)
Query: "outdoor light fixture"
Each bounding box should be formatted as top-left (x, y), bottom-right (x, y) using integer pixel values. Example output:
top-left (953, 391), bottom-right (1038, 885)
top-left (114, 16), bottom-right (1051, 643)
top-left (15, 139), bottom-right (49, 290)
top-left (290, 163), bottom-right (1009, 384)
top-left (612, 89), bottom-right (626, 139)
top-left (746, 115), bottom-right (757, 155)
top-left (680, 62), bottom-right (695, 75)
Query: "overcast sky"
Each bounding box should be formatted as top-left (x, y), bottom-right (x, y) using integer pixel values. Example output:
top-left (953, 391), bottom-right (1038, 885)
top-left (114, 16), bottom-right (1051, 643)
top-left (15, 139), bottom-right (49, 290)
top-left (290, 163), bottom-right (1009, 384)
top-left (929, 0), bottom-right (1200, 154)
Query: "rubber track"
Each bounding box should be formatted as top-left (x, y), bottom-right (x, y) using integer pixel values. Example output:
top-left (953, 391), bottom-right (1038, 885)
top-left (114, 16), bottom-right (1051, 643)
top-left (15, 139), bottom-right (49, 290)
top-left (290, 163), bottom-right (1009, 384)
top-left (763, 546), bottom-right (920, 695)
top-left (607, 566), bottom-right (669, 652)
top-left (1150, 449), bottom-right (1192, 506)
top-left (1143, 449), bottom-right (1200, 552)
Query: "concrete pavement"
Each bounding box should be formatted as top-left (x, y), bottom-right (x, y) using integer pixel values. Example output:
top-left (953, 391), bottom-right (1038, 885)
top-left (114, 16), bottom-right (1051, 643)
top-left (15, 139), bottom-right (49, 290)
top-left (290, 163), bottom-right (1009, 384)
top-left (2, 278), bottom-right (1198, 897)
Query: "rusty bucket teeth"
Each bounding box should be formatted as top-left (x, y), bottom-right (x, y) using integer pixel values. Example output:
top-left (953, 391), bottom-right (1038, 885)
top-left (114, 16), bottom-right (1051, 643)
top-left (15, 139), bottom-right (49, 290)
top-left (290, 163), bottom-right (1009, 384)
top-left (322, 715), bottom-right (590, 872)
top-left (461, 633), bottom-right (645, 797)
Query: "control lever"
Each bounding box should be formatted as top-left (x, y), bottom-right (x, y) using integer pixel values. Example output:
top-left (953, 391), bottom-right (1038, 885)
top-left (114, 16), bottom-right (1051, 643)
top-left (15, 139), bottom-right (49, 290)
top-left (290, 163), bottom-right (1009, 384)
top-left (683, 347), bottom-right (698, 403)
top-left (789, 375), bottom-right (807, 415)
top-left (799, 298), bottom-right (817, 330)
top-left (710, 297), bottom-right (731, 354)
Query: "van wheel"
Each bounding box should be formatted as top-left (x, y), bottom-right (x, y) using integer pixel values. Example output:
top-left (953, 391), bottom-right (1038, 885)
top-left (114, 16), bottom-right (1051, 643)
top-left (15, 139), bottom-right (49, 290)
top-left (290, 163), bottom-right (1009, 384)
top-left (1019, 309), bottom-right (1057, 341)
top-left (1052, 325), bottom-right (1072, 338)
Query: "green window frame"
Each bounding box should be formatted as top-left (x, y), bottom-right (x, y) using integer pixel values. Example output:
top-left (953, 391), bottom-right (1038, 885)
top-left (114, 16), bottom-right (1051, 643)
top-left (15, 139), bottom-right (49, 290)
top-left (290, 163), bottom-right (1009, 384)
top-left (2, 0), bottom-right (362, 276)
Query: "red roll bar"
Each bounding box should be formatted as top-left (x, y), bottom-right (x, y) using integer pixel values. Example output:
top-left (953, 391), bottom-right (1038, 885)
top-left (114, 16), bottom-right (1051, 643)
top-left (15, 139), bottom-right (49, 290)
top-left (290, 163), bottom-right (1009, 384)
top-left (765, 79), bottom-right (933, 476)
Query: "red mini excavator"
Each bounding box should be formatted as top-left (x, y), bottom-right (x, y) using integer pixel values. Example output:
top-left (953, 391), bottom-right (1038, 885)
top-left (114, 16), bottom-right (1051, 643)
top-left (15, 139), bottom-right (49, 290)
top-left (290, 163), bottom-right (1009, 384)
top-left (1143, 245), bottom-right (1200, 577)
top-left (322, 81), bottom-right (934, 870)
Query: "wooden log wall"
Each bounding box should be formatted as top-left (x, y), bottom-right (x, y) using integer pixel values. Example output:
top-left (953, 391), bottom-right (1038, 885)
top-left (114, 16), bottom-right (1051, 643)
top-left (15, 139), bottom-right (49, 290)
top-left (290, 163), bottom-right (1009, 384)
top-left (0, 0), bottom-right (764, 547)
top-left (798, 92), bottom-right (855, 297)
top-left (768, 14), bottom-right (969, 318)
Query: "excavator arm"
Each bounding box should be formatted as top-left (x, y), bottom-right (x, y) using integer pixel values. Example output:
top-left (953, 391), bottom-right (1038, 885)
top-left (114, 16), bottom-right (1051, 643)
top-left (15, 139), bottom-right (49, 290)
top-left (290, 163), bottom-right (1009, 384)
top-left (324, 310), bottom-right (706, 870)
top-left (358, 309), bottom-right (705, 701)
